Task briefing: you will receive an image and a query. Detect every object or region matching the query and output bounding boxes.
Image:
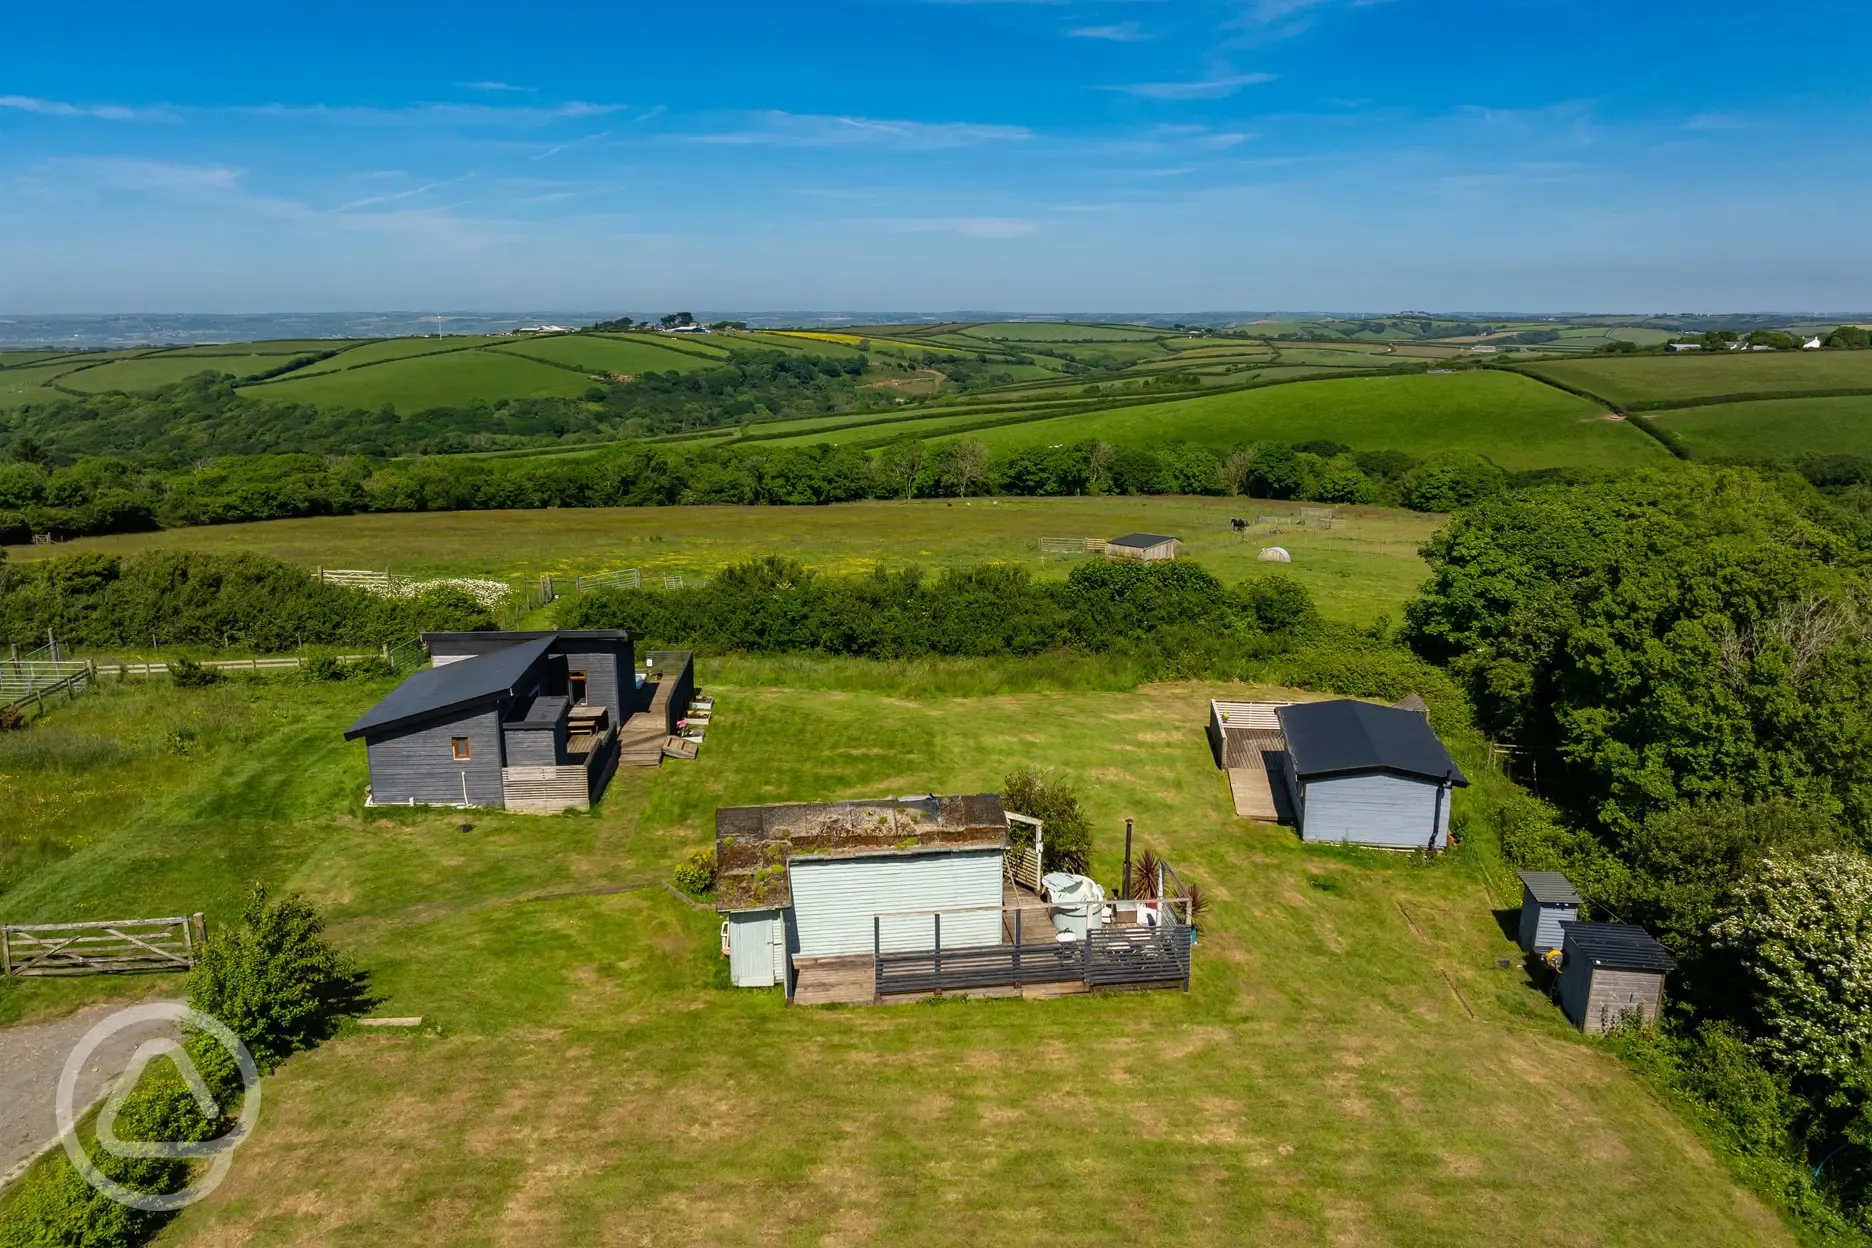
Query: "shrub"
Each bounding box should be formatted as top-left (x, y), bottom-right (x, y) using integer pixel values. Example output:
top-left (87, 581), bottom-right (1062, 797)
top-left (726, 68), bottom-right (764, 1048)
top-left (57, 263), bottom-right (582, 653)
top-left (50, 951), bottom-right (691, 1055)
top-left (674, 847), bottom-right (718, 895)
top-left (167, 657), bottom-right (222, 688)
top-left (1239, 574), bottom-right (1318, 633)
top-left (1400, 451), bottom-right (1507, 513)
top-left (298, 654), bottom-right (345, 682)
top-left (186, 883), bottom-right (368, 1070)
top-left (1002, 766), bottom-right (1091, 874)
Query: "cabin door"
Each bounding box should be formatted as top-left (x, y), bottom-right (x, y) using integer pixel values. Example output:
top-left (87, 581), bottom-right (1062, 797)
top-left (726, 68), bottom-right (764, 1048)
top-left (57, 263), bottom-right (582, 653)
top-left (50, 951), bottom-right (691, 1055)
top-left (568, 669), bottom-right (588, 705)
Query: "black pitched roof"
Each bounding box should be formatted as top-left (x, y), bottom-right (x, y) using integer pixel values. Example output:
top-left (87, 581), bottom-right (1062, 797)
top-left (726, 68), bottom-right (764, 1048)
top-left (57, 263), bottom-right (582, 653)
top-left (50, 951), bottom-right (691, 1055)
top-left (1560, 921), bottom-right (1676, 972)
top-left (343, 636), bottom-right (553, 739)
top-left (1276, 700), bottom-right (1469, 786)
top-left (1109, 532), bottom-right (1180, 549)
top-left (1519, 871), bottom-right (1582, 906)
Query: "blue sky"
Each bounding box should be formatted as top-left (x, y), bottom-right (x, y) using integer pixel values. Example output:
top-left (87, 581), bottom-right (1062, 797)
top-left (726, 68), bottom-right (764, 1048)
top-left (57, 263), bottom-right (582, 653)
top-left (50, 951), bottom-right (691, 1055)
top-left (2, 0), bottom-right (1868, 313)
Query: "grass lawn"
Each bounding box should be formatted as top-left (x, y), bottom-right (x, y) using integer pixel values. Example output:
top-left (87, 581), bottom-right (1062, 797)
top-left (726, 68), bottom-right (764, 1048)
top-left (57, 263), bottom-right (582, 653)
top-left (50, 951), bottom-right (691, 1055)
top-left (0, 673), bottom-right (1794, 1246)
top-left (161, 340), bottom-right (374, 357)
top-left (489, 335), bottom-right (713, 376)
top-left (2, 498), bottom-right (1442, 627)
top-left (957, 322), bottom-right (1169, 342)
top-left (0, 362), bottom-right (87, 407)
top-left (243, 348), bottom-right (596, 410)
top-left (1519, 352), bottom-right (1872, 408)
top-left (1649, 394), bottom-right (1872, 459)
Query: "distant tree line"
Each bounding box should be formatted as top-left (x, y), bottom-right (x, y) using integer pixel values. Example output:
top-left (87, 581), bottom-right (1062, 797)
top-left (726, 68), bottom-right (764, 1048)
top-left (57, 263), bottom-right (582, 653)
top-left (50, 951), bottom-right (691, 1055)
top-left (0, 434), bottom-right (1541, 544)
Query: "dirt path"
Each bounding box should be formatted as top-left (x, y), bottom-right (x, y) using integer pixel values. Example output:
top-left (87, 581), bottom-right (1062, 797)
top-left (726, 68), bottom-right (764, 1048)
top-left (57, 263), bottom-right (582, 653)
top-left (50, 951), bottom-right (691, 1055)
top-left (0, 1000), bottom-right (183, 1187)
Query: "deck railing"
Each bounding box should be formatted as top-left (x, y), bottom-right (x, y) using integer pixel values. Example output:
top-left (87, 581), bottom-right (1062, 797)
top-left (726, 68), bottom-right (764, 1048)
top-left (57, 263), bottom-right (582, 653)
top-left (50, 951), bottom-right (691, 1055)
top-left (872, 896), bottom-right (1193, 998)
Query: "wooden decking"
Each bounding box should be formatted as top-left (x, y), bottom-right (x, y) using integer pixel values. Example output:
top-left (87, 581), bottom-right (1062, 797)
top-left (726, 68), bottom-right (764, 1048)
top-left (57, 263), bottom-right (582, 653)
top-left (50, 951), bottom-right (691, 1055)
top-left (1228, 750), bottom-right (1294, 823)
top-left (792, 955), bottom-right (877, 1006)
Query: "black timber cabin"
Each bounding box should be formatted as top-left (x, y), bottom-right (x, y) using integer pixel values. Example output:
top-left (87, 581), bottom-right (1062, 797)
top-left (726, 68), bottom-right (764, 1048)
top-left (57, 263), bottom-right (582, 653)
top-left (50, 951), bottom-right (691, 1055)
top-left (343, 630), bottom-right (630, 813)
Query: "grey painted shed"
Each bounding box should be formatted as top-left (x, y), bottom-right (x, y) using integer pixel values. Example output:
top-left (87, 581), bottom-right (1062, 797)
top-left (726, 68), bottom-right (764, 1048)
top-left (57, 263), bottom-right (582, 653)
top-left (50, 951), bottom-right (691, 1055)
top-left (1557, 922), bottom-right (1676, 1035)
top-left (1517, 871), bottom-right (1582, 955)
top-left (1106, 533), bottom-right (1181, 561)
top-left (1275, 700), bottom-right (1469, 850)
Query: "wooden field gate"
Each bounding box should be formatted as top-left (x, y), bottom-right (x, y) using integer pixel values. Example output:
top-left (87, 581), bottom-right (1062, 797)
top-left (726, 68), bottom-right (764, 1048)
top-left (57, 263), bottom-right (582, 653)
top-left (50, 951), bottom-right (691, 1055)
top-left (1, 914), bottom-right (206, 977)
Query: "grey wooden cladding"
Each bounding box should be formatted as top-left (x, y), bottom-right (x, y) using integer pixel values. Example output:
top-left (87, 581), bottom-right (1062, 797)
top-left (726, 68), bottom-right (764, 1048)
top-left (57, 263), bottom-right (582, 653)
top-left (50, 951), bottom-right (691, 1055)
top-left (1561, 965), bottom-right (1667, 1034)
top-left (3, 914), bottom-right (204, 977)
top-left (365, 706), bottom-right (505, 806)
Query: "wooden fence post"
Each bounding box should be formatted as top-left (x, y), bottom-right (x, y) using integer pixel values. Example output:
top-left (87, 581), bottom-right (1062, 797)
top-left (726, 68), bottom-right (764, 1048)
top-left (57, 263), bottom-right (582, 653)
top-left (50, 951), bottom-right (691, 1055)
top-left (189, 912), bottom-right (207, 957)
top-left (2, 926), bottom-right (11, 977)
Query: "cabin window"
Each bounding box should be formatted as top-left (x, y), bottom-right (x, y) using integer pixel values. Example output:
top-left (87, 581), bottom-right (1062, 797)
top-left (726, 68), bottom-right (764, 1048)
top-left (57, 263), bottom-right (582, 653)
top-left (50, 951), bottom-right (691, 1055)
top-left (568, 669), bottom-right (588, 704)
top-left (451, 737), bottom-right (471, 761)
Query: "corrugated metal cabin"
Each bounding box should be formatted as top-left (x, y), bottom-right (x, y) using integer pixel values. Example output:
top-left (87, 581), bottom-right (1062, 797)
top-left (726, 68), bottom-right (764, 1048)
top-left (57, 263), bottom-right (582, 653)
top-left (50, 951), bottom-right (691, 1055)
top-left (1106, 532), bottom-right (1181, 561)
top-left (1275, 700), bottom-right (1468, 850)
top-left (1557, 922), bottom-right (1675, 1034)
top-left (1518, 871), bottom-right (1582, 955)
top-left (715, 795), bottom-right (1009, 995)
top-left (343, 630), bottom-right (631, 812)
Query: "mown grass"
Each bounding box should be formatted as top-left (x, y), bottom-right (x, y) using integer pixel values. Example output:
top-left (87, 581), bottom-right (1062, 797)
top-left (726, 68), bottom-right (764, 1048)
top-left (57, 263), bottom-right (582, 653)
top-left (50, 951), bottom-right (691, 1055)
top-left (1649, 394), bottom-right (1872, 460)
top-left (1519, 351), bottom-right (1872, 408)
top-left (3, 498), bottom-right (1442, 627)
top-left (0, 671), bottom-right (1796, 1245)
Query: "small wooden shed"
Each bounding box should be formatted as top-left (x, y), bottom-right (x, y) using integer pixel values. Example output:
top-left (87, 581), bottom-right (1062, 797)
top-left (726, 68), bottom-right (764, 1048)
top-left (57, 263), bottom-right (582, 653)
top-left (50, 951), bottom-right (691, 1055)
top-left (1275, 700), bottom-right (1468, 850)
top-left (1107, 533), bottom-right (1181, 561)
top-left (1557, 921), bottom-right (1675, 1035)
top-left (1517, 871), bottom-right (1581, 955)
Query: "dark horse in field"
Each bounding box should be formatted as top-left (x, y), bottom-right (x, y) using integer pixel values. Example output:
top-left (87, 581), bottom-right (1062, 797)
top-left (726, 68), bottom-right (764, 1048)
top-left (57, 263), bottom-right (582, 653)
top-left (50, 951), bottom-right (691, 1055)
top-left (1230, 518), bottom-right (1248, 533)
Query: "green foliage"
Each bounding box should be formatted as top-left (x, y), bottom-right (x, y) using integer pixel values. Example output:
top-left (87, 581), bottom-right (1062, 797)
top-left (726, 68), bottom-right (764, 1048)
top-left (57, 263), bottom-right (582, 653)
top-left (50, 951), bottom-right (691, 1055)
top-left (185, 883), bottom-right (368, 1070)
top-left (674, 847), bottom-right (717, 895)
top-left (0, 1033), bottom-right (237, 1248)
top-left (1404, 466), bottom-right (1872, 839)
top-left (1400, 451), bottom-right (1507, 513)
top-left (1712, 853), bottom-right (1872, 1089)
top-left (167, 656), bottom-right (222, 688)
top-left (0, 550), bottom-right (494, 651)
top-left (560, 555), bottom-right (1302, 665)
top-left (1238, 574), bottom-right (1319, 633)
top-left (1001, 766), bottom-right (1091, 874)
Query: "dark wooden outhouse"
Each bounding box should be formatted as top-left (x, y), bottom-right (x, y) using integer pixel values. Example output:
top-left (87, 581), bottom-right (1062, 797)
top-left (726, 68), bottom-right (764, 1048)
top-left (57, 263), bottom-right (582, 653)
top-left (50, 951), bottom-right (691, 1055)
top-left (1557, 922), bottom-right (1675, 1035)
top-left (1517, 871), bottom-right (1582, 955)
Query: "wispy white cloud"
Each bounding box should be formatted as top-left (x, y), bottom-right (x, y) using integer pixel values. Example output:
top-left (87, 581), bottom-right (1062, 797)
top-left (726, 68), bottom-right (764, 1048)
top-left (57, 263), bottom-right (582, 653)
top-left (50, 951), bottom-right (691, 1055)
top-left (1069, 21), bottom-right (1150, 41)
top-left (247, 100), bottom-right (631, 125)
top-left (691, 111), bottom-right (1032, 149)
top-left (894, 216), bottom-right (1038, 238)
top-left (0, 94), bottom-right (174, 122)
top-left (458, 81), bottom-right (537, 93)
top-left (1116, 73), bottom-right (1275, 100)
top-left (54, 158), bottom-right (244, 193)
top-left (533, 131), bottom-right (611, 161)
top-left (331, 176), bottom-right (473, 212)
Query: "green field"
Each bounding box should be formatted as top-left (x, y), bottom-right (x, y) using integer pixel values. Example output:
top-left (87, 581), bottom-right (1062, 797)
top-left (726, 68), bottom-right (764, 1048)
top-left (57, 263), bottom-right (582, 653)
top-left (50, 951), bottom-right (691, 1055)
top-left (2, 498), bottom-right (1442, 626)
top-left (957, 321), bottom-right (1170, 342)
top-left (1650, 395), bottom-right (1872, 459)
top-left (0, 351), bottom-right (85, 369)
top-left (752, 370), bottom-right (1661, 470)
top-left (489, 334), bottom-right (714, 375)
top-left (0, 362), bottom-right (86, 406)
top-left (244, 347), bottom-right (597, 409)
top-left (161, 339), bottom-right (370, 356)
top-left (60, 353), bottom-right (285, 392)
top-left (261, 336), bottom-right (510, 380)
top-left (0, 671), bottom-right (1795, 1246)
top-left (1519, 351), bottom-right (1872, 408)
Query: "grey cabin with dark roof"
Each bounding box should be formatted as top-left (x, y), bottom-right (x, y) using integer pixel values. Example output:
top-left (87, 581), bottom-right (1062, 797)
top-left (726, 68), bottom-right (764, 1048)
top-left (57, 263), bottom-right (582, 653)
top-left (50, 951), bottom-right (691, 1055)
top-left (1518, 871), bottom-right (1582, 955)
top-left (343, 629), bottom-right (630, 812)
top-left (1557, 921), bottom-right (1675, 1034)
top-left (1275, 700), bottom-right (1468, 850)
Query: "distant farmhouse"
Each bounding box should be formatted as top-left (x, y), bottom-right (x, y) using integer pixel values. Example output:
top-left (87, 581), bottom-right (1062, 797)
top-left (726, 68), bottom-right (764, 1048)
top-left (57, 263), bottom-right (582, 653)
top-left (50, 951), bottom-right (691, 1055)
top-left (343, 630), bottom-right (693, 813)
